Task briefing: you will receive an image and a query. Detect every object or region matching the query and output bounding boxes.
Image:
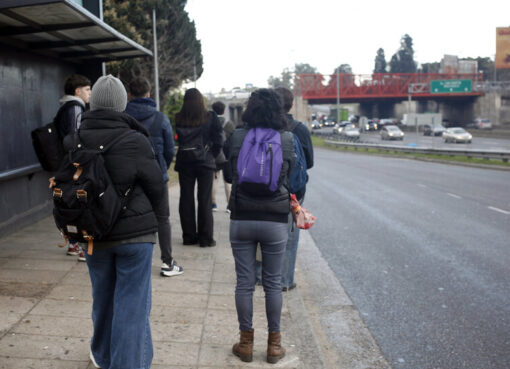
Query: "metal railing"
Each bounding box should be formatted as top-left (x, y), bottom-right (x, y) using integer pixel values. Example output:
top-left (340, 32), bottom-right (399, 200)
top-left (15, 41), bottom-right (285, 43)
top-left (323, 140), bottom-right (510, 163)
top-left (0, 164), bottom-right (43, 183)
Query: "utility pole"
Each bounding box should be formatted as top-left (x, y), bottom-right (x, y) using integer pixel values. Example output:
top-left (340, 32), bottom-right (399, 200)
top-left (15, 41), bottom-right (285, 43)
top-left (152, 8), bottom-right (160, 110)
top-left (336, 67), bottom-right (340, 122)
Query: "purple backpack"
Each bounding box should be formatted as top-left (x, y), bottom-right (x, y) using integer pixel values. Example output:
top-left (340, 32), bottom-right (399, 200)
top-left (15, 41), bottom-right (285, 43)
top-left (237, 128), bottom-right (283, 194)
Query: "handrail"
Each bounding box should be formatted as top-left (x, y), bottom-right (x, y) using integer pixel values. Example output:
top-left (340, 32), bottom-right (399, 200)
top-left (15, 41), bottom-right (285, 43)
top-left (0, 164), bottom-right (43, 182)
top-left (323, 140), bottom-right (510, 163)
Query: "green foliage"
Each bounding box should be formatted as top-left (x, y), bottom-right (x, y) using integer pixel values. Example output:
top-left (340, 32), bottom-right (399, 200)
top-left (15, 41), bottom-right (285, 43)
top-left (163, 90), bottom-right (184, 137)
top-left (268, 68), bottom-right (293, 89)
top-left (373, 48), bottom-right (387, 73)
top-left (294, 63), bottom-right (317, 74)
top-left (104, 0), bottom-right (202, 105)
top-left (390, 34), bottom-right (417, 73)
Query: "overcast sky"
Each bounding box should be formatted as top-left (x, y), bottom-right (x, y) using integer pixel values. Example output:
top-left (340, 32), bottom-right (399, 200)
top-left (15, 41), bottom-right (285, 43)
top-left (185, 0), bottom-right (510, 93)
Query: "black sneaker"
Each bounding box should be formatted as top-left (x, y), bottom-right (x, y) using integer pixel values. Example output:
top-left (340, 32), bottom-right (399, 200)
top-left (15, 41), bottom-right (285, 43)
top-left (282, 283), bottom-right (297, 292)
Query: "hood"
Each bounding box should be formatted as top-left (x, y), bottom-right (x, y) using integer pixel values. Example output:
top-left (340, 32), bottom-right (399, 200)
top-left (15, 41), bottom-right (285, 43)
top-left (81, 109), bottom-right (149, 137)
top-left (125, 98), bottom-right (157, 122)
top-left (59, 95), bottom-right (86, 107)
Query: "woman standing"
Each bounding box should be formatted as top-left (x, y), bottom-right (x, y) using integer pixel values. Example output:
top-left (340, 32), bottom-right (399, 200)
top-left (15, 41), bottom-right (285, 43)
top-left (227, 89), bottom-right (295, 364)
top-left (175, 88), bottom-right (223, 247)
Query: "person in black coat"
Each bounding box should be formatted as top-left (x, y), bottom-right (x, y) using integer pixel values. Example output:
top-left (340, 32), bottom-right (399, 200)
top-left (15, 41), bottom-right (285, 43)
top-left (64, 75), bottom-right (164, 369)
top-left (175, 88), bottom-right (223, 247)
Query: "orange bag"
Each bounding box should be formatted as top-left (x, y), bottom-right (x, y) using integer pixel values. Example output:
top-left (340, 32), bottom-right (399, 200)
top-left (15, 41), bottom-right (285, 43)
top-left (290, 194), bottom-right (316, 230)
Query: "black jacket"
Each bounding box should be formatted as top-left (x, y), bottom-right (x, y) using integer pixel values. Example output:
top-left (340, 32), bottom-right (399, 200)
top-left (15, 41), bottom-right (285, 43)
top-left (174, 111), bottom-right (223, 172)
top-left (228, 128), bottom-right (296, 223)
top-left (63, 110), bottom-right (165, 243)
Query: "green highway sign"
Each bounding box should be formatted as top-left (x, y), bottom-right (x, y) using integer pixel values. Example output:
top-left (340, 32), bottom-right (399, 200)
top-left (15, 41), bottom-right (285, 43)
top-left (430, 79), bottom-right (472, 93)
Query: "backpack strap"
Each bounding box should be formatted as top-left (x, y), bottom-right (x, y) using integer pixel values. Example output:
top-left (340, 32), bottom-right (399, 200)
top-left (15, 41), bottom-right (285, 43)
top-left (288, 119), bottom-right (299, 133)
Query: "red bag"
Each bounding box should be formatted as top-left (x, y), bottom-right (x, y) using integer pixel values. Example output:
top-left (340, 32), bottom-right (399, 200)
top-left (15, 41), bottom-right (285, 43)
top-left (290, 194), bottom-right (316, 229)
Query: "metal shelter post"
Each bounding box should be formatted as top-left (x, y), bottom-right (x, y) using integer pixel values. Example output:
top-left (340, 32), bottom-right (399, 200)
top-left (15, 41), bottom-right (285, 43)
top-left (152, 8), bottom-right (160, 110)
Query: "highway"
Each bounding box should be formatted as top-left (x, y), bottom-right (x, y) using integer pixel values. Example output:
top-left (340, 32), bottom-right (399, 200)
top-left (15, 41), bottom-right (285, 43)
top-left (315, 128), bottom-right (510, 152)
top-left (305, 148), bottom-right (510, 369)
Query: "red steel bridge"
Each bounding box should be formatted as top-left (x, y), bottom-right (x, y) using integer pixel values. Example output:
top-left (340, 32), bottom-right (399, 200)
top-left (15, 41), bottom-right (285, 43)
top-left (294, 73), bottom-right (484, 104)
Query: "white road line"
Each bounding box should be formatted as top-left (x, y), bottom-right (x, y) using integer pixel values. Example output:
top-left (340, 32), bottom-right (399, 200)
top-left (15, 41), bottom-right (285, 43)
top-left (488, 206), bottom-right (510, 215)
top-left (447, 193), bottom-right (462, 199)
top-left (417, 184), bottom-right (427, 188)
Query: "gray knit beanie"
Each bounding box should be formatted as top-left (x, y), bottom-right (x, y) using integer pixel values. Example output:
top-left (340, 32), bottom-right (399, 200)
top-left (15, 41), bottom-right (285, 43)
top-left (90, 75), bottom-right (127, 112)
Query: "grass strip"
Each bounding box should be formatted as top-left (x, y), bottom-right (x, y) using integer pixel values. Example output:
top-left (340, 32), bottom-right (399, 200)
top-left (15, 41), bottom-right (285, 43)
top-left (312, 135), bottom-right (510, 168)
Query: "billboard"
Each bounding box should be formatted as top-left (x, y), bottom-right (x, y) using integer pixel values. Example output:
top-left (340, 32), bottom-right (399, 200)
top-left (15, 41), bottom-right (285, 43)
top-left (496, 27), bottom-right (510, 69)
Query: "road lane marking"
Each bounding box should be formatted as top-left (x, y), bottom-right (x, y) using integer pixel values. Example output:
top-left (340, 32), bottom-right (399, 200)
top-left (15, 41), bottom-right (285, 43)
top-left (488, 206), bottom-right (510, 215)
top-left (447, 193), bottom-right (462, 199)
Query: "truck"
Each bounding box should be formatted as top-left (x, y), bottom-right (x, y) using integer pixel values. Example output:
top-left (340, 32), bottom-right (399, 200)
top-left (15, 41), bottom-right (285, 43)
top-left (402, 113), bottom-right (442, 128)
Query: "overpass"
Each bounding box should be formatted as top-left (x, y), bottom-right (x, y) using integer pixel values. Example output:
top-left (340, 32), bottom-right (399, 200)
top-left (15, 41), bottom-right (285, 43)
top-left (295, 73), bottom-right (484, 104)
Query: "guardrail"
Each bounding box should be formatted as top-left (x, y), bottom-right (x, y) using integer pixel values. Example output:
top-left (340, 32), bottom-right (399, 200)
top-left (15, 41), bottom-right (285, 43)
top-left (0, 164), bottom-right (43, 183)
top-left (323, 139), bottom-right (510, 163)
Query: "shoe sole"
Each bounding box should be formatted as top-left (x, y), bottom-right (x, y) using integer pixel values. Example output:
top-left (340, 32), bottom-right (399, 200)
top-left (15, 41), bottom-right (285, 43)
top-left (267, 353), bottom-right (285, 364)
top-left (233, 351), bottom-right (253, 362)
top-left (160, 270), bottom-right (184, 277)
top-left (78, 257), bottom-right (86, 262)
top-left (67, 251), bottom-right (79, 256)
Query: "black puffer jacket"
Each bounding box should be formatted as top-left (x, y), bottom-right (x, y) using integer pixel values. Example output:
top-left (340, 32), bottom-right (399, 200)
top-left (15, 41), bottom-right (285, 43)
top-left (63, 110), bottom-right (165, 242)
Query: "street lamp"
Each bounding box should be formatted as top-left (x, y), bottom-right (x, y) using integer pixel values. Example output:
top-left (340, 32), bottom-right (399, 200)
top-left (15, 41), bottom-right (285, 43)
top-left (336, 67), bottom-right (340, 123)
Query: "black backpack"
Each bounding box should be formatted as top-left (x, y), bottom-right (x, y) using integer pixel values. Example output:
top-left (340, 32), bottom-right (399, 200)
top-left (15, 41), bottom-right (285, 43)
top-left (31, 101), bottom-right (82, 172)
top-left (51, 130), bottom-right (133, 255)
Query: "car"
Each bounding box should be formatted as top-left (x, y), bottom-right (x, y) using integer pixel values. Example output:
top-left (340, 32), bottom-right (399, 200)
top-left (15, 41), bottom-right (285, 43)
top-left (380, 125), bottom-right (404, 140)
top-left (332, 121), bottom-right (352, 135)
top-left (474, 118), bottom-right (492, 130)
top-left (323, 119), bottom-right (335, 127)
top-left (443, 127), bottom-right (472, 143)
top-left (311, 120), bottom-right (321, 130)
top-left (340, 125), bottom-right (360, 140)
top-left (362, 119), bottom-right (378, 131)
top-left (423, 124), bottom-right (446, 136)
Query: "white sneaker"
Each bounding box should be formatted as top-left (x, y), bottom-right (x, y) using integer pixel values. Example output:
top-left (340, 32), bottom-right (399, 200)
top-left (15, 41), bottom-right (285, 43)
top-left (160, 260), bottom-right (184, 277)
top-left (90, 350), bottom-right (101, 368)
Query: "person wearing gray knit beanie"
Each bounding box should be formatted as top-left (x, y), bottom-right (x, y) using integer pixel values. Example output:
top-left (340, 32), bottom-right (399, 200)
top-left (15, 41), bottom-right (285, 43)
top-left (89, 74), bottom-right (127, 112)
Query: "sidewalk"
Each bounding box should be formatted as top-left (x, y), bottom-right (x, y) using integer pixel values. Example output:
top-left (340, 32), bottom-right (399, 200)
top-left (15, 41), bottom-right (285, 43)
top-left (0, 178), bottom-right (390, 369)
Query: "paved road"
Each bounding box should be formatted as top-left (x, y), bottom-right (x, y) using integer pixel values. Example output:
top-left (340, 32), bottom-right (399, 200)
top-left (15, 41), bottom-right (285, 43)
top-left (315, 129), bottom-right (510, 152)
top-left (305, 148), bottom-right (510, 369)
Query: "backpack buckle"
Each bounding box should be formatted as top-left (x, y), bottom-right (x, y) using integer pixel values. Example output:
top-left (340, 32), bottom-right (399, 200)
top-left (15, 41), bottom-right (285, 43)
top-left (73, 163), bottom-right (82, 181)
top-left (53, 188), bottom-right (63, 198)
top-left (76, 189), bottom-right (87, 202)
top-left (82, 231), bottom-right (94, 255)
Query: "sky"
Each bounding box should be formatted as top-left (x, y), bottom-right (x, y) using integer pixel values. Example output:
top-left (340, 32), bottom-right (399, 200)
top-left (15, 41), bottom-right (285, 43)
top-left (185, 0), bottom-right (510, 94)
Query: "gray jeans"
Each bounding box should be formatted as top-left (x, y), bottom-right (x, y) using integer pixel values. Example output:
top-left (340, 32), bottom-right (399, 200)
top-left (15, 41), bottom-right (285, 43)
top-left (230, 220), bottom-right (288, 332)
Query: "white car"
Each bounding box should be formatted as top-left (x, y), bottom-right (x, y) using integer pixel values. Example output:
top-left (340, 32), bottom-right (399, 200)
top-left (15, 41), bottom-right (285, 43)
top-left (443, 128), bottom-right (472, 143)
top-left (474, 118), bottom-right (492, 130)
top-left (340, 126), bottom-right (360, 140)
top-left (380, 125), bottom-right (404, 140)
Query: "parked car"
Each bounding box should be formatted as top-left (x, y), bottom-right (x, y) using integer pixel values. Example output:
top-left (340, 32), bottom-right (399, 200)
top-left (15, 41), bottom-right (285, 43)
top-left (443, 127), bottom-right (472, 143)
top-left (423, 124), bottom-right (446, 136)
top-left (332, 121), bottom-right (352, 135)
top-left (474, 118), bottom-right (492, 130)
top-left (340, 125), bottom-right (360, 140)
top-left (380, 125), bottom-right (404, 140)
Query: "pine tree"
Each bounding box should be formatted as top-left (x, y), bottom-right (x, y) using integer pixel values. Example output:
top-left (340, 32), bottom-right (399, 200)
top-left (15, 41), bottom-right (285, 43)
top-left (373, 48), bottom-right (387, 73)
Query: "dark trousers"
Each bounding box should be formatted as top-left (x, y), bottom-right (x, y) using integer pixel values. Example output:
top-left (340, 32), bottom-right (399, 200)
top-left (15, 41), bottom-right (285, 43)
top-left (178, 166), bottom-right (214, 244)
top-left (156, 184), bottom-right (172, 264)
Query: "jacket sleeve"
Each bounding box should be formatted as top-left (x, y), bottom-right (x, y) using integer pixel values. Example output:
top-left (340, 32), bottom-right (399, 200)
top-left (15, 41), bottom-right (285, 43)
top-left (295, 123), bottom-right (314, 169)
top-left (134, 134), bottom-right (166, 217)
top-left (58, 105), bottom-right (82, 138)
top-left (209, 112), bottom-right (224, 158)
top-left (162, 115), bottom-right (175, 168)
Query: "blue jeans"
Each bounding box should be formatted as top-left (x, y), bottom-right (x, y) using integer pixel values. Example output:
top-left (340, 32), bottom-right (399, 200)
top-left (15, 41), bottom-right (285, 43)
top-left (281, 212), bottom-right (300, 288)
top-left (230, 220), bottom-right (288, 332)
top-left (86, 242), bottom-right (154, 369)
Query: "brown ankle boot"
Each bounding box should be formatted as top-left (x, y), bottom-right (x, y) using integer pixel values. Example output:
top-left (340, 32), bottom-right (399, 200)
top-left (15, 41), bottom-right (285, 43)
top-left (232, 329), bottom-right (254, 362)
top-left (267, 331), bottom-right (286, 364)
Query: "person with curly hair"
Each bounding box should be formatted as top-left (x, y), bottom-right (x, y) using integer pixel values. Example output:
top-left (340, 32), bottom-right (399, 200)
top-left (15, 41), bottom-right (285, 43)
top-left (227, 88), bottom-right (295, 364)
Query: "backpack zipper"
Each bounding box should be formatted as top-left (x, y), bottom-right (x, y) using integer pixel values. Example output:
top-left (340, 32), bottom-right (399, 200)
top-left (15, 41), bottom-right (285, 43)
top-left (267, 143), bottom-right (273, 186)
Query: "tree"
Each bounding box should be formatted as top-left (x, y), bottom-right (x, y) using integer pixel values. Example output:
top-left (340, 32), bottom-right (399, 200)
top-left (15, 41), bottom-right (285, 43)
top-left (267, 68), bottom-right (293, 89)
top-left (294, 63), bottom-right (317, 75)
top-left (104, 0), bottom-right (202, 105)
top-left (327, 64), bottom-right (354, 86)
top-left (373, 48), bottom-right (387, 73)
top-left (389, 34), bottom-right (417, 73)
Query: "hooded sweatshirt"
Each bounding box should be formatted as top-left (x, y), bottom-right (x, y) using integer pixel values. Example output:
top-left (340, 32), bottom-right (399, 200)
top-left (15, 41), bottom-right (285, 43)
top-left (57, 95), bottom-right (86, 138)
top-left (125, 98), bottom-right (175, 182)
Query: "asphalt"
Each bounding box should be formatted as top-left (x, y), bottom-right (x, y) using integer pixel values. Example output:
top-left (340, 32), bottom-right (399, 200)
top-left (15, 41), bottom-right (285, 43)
top-left (0, 177), bottom-right (390, 369)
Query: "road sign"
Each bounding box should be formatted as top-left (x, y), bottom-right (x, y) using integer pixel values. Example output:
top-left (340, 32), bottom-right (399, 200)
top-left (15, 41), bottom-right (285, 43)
top-left (430, 79), bottom-right (472, 93)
